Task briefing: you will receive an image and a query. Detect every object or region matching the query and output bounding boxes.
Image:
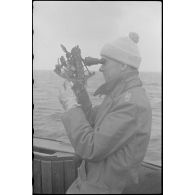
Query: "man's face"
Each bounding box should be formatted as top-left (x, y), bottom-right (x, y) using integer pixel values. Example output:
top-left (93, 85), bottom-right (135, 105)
top-left (99, 57), bottom-right (123, 82)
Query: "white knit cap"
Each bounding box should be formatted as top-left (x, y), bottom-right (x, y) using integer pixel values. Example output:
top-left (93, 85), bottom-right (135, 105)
top-left (100, 32), bottom-right (141, 69)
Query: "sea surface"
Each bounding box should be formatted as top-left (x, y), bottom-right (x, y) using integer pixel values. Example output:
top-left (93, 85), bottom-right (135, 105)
top-left (33, 70), bottom-right (162, 166)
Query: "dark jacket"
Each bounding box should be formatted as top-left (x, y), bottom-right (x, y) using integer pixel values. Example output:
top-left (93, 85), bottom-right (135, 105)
top-left (62, 70), bottom-right (152, 194)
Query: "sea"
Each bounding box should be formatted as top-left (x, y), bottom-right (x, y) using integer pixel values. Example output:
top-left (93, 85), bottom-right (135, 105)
top-left (33, 70), bottom-right (162, 166)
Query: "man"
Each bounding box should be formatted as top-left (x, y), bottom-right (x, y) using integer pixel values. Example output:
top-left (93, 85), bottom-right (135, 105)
top-left (60, 32), bottom-right (152, 194)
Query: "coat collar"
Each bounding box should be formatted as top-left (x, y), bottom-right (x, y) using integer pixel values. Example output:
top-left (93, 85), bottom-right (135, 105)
top-left (94, 70), bottom-right (142, 97)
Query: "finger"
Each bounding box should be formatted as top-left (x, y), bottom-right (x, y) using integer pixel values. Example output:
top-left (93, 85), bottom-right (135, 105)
top-left (58, 97), bottom-right (68, 110)
top-left (58, 95), bottom-right (67, 105)
top-left (66, 82), bottom-right (72, 91)
top-left (70, 81), bottom-right (73, 87)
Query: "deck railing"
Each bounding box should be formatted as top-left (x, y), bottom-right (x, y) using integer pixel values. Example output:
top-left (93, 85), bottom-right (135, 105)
top-left (33, 137), bottom-right (161, 194)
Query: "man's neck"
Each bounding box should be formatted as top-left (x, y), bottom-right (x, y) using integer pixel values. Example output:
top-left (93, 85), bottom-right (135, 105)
top-left (94, 69), bottom-right (139, 96)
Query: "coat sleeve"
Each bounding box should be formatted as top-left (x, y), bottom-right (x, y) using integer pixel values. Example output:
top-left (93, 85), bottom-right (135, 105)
top-left (61, 100), bottom-right (141, 162)
top-left (72, 83), bottom-right (100, 127)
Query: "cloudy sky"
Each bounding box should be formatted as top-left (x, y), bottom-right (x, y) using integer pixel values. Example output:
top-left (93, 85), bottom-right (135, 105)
top-left (33, 1), bottom-right (161, 72)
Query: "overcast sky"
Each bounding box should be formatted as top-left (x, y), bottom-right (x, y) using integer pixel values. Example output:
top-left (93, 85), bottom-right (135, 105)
top-left (33, 1), bottom-right (161, 72)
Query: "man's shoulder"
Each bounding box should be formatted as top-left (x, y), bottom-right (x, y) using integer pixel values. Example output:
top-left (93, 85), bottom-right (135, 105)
top-left (113, 89), bottom-right (134, 106)
top-left (113, 87), bottom-right (149, 107)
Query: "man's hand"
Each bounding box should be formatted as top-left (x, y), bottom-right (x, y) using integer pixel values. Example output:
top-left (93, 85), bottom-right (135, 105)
top-left (58, 81), bottom-right (81, 111)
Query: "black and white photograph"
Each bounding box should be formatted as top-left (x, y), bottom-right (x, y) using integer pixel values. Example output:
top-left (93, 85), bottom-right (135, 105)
top-left (33, 1), bottom-right (162, 194)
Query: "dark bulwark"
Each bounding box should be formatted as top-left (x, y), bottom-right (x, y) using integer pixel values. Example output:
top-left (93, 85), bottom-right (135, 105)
top-left (33, 151), bottom-right (81, 194)
top-left (33, 137), bottom-right (161, 194)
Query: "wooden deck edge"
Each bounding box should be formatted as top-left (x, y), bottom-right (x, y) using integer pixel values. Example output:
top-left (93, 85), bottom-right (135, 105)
top-left (141, 161), bottom-right (161, 170)
top-left (33, 137), bottom-right (161, 170)
top-left (33, 137), bottom-right (74, 154)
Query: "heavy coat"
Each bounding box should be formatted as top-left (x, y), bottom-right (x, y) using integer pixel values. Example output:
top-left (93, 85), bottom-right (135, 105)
top-left (62, 70), bottom-right (152, 194)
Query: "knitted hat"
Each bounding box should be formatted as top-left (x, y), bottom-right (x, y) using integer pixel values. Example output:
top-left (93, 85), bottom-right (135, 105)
top-left (100, 32), bottom-right (141, 69)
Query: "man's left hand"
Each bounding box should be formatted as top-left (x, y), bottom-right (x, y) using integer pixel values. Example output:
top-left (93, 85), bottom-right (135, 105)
top-left (58, 81), bottom-right (80, 111)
